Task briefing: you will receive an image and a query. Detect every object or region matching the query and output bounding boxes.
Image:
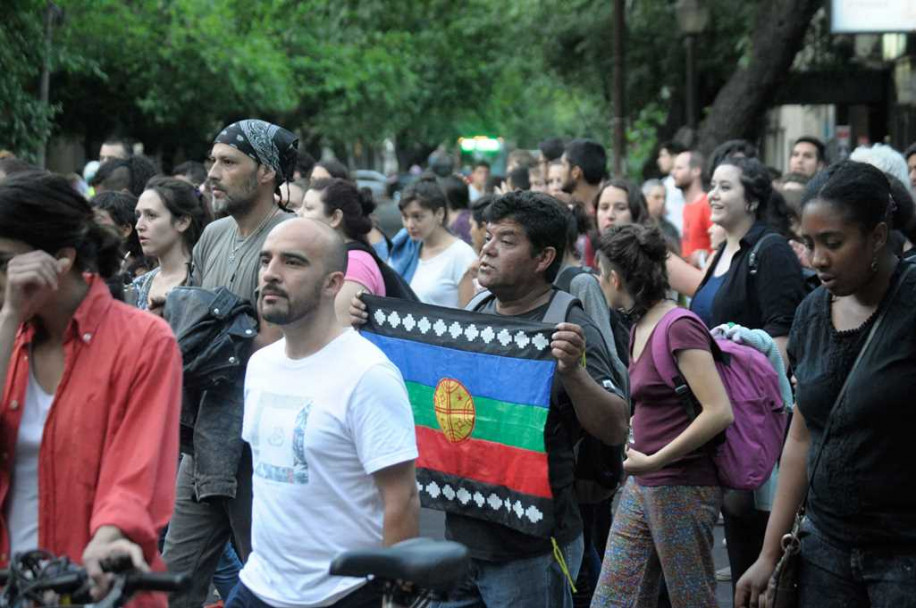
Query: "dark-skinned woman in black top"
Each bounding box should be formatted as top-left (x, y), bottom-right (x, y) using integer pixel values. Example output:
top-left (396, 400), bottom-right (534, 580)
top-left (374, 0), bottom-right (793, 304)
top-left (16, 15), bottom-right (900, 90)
top-left (736, 161), bottom-right (916, 607)
top-left (689, 156), bottom-right (807, 593)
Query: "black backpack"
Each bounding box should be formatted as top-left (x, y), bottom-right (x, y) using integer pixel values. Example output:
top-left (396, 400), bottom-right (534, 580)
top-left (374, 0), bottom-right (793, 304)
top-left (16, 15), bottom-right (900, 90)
top-left (347, 239), bottom-right (420, 302)
top-left (748, 233), bottom-right (820, 294)
top-left (466, 289), bottom-right (625, 498)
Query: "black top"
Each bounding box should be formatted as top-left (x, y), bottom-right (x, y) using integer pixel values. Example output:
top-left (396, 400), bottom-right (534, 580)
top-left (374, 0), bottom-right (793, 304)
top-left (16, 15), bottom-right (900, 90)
top-left (692, 222), bottom-right (806, 337)
top-left (788, 260), bottom-right (916, 547)
top-left (444, 300), bottom-right (619, 561)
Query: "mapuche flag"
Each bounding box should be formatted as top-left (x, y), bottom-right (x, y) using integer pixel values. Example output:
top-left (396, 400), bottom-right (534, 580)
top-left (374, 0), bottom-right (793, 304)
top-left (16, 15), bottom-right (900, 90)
top-left (361, 295), bottom-right (558, 538)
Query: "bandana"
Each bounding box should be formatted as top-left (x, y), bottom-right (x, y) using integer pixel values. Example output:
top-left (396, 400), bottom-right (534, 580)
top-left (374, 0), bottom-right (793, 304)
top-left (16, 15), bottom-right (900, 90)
top-left (213, 119), bottom-right (298, 185)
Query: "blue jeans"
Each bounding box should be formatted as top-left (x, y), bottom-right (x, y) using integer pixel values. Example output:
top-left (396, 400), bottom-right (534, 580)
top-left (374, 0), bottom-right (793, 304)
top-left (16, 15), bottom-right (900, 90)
top-left (799, 519), bottom-right (916, 607)
top-left (213, 542), bottom-right (243, 600)
top-left (225, 582), bottom-right (381, 608)
top-left (431, 533), bottom-right (584, 608)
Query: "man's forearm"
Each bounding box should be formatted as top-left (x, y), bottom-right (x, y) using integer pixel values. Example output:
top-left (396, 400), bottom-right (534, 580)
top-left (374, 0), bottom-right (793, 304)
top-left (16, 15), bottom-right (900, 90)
top-left (561, 366), bottom-right (629, 445)
top-left (382, 491), bottom-right (420, 546)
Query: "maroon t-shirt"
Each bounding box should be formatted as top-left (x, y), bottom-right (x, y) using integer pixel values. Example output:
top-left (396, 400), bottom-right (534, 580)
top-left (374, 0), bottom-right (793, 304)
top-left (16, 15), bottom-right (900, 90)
top-left (629, 311), bottom-right (719, 487)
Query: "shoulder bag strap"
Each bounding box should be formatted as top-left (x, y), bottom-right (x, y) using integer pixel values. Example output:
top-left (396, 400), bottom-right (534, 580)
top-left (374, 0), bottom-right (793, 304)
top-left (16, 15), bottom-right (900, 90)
top-left (804, 262), bottom-right (914, 495)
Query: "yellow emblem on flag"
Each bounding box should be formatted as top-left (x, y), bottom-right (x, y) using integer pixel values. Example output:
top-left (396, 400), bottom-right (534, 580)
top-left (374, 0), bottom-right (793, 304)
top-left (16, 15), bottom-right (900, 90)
top-left (433, 378), bottom-right (476, 443)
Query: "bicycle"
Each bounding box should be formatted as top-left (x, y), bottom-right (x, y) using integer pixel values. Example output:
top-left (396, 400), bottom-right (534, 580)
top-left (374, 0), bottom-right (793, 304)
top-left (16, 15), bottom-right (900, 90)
top-left (0, 550), bottom-right (189, 608)
top-left (330, 538), bottom-right (469, 608)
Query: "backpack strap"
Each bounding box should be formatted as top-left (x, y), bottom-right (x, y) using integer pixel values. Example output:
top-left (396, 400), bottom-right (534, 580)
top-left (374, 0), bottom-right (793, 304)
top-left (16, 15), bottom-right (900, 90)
top-left (648, 307), bottom-right (726, 420)
top-left (465, 289), bottom-right (497, 312)
top-left (748, 233), bottom-right (783, 276)
top-left (542, 289), bottom-right (579, 325)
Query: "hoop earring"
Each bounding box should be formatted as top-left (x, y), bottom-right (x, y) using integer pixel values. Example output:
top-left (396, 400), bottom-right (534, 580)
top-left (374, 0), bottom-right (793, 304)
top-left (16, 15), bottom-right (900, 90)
top-left (871, 256), bottom-right (879, 273)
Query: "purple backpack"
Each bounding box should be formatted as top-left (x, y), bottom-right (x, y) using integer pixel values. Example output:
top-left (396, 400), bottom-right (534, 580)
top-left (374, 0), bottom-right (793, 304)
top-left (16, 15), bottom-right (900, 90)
top-left (650, 308), bottom-right (787, 490)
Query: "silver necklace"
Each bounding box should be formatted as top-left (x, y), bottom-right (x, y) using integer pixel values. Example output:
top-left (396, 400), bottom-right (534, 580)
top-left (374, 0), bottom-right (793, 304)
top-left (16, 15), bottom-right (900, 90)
top-left (229, 206), bottom-right (279, 262)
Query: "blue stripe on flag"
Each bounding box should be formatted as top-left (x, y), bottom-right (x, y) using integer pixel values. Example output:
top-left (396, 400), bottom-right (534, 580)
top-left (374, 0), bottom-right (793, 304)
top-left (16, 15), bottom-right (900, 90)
top-left (364, 332), bottom-right (554, 408)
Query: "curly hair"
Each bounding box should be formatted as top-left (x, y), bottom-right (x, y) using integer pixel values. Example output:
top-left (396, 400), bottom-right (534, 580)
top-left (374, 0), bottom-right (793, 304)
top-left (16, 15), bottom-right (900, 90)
top-left (598, 223), bottom-right (670, 319)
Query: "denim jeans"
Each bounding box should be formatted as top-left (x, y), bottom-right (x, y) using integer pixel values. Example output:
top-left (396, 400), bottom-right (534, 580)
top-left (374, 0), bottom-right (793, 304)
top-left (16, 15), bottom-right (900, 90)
top-left (799, 518), bottom-right (916, 607)
top-left (213, 542), bottom-right (243, 600)
top-left (225, 582), bottom-right (382, 608)
top-left (430, 533), bottom-right (584, 608)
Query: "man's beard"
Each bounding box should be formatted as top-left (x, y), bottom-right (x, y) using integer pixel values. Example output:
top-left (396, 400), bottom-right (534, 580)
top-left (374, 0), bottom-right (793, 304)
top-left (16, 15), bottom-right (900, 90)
top-left (218, 172), bottom-right (260, 217)
top-left (561, 173), bottom-right (576, 194)
top-left (259, 280), bottom-right (323, 326)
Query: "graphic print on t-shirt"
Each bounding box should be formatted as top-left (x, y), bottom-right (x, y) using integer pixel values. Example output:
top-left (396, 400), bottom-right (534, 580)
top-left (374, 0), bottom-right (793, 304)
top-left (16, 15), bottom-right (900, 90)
top-left (250, 391), bottom-right (313, 485)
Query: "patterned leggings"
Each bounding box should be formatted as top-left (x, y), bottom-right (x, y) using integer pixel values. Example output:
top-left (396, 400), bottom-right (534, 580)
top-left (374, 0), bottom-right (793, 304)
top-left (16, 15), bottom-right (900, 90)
top-left (590, 478), bottom-right (722, 608)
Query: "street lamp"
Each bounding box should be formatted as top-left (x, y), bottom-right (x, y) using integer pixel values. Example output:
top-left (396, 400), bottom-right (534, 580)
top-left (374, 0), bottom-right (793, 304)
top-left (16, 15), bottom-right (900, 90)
top-left (676, 0), bottom-right (710, 131)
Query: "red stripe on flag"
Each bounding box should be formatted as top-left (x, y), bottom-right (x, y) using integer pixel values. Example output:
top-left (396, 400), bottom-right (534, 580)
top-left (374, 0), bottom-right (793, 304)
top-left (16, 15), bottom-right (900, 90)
top-left (416, 425), bottom-right (552, 499)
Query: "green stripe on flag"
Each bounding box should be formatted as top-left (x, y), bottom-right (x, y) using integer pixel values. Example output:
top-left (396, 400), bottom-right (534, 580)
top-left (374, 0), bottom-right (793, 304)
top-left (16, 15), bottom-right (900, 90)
top-left (406, 381), bottom-right (547, 453)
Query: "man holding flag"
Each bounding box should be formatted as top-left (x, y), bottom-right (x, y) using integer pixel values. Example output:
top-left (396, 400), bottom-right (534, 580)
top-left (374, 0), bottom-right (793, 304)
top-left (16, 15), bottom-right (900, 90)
top-left (354, 191), bottom-right (629, 607)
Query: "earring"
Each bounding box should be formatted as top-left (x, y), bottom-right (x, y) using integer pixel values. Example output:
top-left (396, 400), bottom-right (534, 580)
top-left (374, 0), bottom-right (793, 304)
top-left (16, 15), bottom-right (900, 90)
top-left (871, 256), bottom-right (879, 272)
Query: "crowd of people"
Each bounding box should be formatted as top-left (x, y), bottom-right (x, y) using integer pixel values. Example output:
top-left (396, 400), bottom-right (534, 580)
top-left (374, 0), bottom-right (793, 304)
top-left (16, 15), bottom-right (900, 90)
top-left (0, 122), bottom-right (915, 608)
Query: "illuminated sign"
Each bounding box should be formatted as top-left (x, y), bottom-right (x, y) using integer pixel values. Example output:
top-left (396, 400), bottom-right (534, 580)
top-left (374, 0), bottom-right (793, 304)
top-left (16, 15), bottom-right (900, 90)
top-left (830, 0), bottom-right (916, 33)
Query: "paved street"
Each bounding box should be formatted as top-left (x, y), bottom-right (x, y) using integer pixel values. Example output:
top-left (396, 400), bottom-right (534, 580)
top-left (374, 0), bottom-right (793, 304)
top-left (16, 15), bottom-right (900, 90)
top-left (420, 507), bottom-right (734, 607)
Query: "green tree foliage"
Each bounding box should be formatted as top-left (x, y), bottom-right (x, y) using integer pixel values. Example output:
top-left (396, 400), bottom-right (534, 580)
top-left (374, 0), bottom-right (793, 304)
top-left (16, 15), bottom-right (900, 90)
top-left (0, 0), bottom-right (57, 161)
top-left (1, 0), bottom-right (819, 176)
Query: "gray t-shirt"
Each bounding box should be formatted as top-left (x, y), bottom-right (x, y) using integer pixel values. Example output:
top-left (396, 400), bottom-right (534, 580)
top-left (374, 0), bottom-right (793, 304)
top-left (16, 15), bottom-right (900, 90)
top-left (191, 210), bottom-right (293, 306)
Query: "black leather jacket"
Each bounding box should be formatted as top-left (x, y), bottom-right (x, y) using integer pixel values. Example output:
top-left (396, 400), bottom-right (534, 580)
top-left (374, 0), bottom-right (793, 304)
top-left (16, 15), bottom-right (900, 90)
top-left (164, 286), bottom-right (258, 500)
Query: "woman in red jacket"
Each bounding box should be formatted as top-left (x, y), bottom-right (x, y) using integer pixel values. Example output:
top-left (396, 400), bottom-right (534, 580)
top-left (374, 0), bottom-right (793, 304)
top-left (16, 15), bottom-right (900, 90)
top-left (0, 172), bottom-right (181, 604)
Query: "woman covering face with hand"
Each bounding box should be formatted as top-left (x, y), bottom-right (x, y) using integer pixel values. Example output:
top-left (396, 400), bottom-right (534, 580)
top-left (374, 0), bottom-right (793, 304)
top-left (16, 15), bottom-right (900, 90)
top-left (0, 172), bottom-right (181, 604)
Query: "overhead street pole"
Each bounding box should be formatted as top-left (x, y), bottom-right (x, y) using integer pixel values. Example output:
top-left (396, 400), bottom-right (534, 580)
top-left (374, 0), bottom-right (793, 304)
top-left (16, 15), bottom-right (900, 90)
top-left (611, 0), bottom-right (626, 178)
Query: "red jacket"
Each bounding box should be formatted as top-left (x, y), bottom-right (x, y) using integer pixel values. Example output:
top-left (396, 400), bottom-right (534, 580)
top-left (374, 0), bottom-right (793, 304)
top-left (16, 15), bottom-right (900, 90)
top-left (0, 276), bottom-right (181, 605)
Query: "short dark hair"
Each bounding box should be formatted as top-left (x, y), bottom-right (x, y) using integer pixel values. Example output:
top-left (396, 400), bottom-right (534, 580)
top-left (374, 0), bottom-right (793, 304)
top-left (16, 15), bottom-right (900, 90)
top-left (0, 172), bottom-right (122, 279)
top-left (0, 158), bottom-right (40, 179)
top-left (172, 161), bottom-right (208, 187)
top-left (439, 174), bottom-right (470, 211)
top-left (685, 150), bottom-right (705, 171)
top-left (804, 160), bottom-right (909, 237)
top-left (102, 136), bottom-right (133, 158)
top-left (597, 179), bottom-right (649, 225)
top-left (794, 136), bottom-right (826, 163)
top-left (904, 142), bottom-right (916, 162)
top-left (144, 176), bottom-right (212, 252)
top-left (94, 156), bottom-right (159, 197)
top-left (564, 139), bottom-right (607, 185)
top-left (296, 150), bottom-right (316, 179)
top-left (484, 190), bottom-right (567, 282)
top-left (399, 174), bottom-right (448, 222)
top-left (708, 139), bottom-right (758, 177)
top-left (91, 159), bottom-right (131, 192)
top-left (308, 178), bottom-right (375, 243)
top-left (538, 137), bottom-right (565, 163)
top-left (597, 223), bottom-right (669, 319)
top-left (659, 140), bottom-right (686, 156)
top-left (507, 166), bottom-right (531, 191)
top-left (315, 159), bottom-right (350, 181)
top-left (471, 193), bottom-right (496, 227)
top-left (473, 160), bottom-right (491, 171)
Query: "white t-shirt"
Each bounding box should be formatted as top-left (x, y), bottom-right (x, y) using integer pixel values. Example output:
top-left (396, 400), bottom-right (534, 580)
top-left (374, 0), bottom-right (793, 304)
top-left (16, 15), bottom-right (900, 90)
top-left (663, 174), bottom-right (686, 236)
top-left (6, 367), bottom-right (55, 555)
top-left (410, 239), bottom-right (477, 308)
top-left (240, 329), bottom-right (418, 608)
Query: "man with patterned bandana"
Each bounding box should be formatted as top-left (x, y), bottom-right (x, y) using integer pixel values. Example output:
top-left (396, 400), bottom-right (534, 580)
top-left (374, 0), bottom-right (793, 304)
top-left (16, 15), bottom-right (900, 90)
top-left (163, 119), bottom-right (297, 606)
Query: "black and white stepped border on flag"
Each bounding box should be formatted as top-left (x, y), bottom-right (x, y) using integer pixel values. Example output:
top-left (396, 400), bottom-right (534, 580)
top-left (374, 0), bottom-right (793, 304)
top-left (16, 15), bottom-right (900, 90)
top-left (416, 479), bottom-right (546, 524)
top-left (372, 308), bottom-right (553, 351)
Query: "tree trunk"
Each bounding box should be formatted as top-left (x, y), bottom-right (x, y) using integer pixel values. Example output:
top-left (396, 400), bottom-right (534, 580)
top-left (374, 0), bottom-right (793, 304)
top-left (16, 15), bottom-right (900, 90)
top-left (696, 0), bottom-right (823, 158)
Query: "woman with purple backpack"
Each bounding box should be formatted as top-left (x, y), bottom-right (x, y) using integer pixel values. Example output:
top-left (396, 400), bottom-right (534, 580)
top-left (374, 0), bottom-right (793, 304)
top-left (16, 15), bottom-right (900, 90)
top-left (590, 224), bottom-right (734, 608)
